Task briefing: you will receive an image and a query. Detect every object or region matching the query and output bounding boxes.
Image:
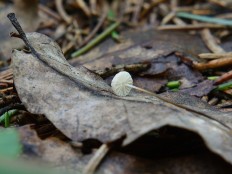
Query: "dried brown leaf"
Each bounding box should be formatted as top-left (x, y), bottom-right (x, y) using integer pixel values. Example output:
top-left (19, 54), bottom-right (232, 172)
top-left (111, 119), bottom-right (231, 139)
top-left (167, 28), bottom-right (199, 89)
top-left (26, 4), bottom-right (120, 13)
top-left (12, 32), bottom-right (232, 165)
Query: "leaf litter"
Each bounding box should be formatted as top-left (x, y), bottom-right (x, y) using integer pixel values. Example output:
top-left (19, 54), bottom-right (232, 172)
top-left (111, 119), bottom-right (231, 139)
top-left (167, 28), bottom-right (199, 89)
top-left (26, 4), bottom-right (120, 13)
top-left (1, 1), bottom-right (231, 173)
top-left (9, 16), bottom-right (232, 167)
top-left (17, 125), bottom-right (232, 174)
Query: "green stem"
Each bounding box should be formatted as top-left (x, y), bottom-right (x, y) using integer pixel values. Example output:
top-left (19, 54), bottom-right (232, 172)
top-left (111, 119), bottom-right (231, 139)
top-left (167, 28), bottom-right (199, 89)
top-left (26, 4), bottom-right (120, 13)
top-left (108, 10), bottom-right (121, 42)
top-left (216, 81), bottom-right (232, 91)
top-left (0, 110), bottom-right (18, 128)
top-left (5, 112), bottom-right (10, 128)
top-left (176, 12), bottom-right (232, 26)
top-left (71, 22), bottom-right (120, 58)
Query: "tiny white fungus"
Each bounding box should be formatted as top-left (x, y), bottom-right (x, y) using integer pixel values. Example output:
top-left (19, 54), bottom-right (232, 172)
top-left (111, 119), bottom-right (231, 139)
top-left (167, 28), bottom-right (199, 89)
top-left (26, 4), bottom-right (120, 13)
top-left (111, 71), bottom-right (133, 96)
top-left (111, 71), bottom-right (155, 96)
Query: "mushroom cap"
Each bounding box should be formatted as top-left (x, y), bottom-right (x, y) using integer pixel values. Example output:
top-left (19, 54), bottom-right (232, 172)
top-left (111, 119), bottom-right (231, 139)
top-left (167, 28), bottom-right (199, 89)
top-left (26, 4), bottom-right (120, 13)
top-left (111, 71), bottom-right (133, 96)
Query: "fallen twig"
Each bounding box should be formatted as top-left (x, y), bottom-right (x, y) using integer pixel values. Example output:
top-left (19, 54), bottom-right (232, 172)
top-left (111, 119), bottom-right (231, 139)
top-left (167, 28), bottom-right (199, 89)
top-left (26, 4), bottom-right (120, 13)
top-left (39, 4), bottom-right (61, 21)
top-left (161, 11), bottom-right (176, 25)
top-left (0, 79), bottom-right (13, 84)
top-left (0, 87), bottom-right (14, 94)
top-left (200, 28), bottom-right (225, 53)
top-left (71, 21), bottom-right (120, 58)
top-left (199, 52), bottom-right (232, 59)
top-left (83, 144), bottom-right (110, 174)
top-left (78, 11), bottom-right (107, 48)
top-left (55, 0), bottom-right (72, 24)
top-left (215, 70), bottom-right (232, 85)
top-left (0, 68), bottom-right (13, 79)
top-left (140, 0), bottom-right (166, 20)
top-left (193, 57), bottom-right (232, 70)
top-left (75, 0), bottom-right (91, 17)
top-left (208, 97), bottom-right (218, 105)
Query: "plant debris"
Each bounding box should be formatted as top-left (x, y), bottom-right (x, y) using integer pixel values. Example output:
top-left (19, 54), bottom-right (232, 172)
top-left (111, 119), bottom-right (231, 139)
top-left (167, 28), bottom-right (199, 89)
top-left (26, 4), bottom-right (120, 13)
top-left (1, 1), bottom-right (232, 173)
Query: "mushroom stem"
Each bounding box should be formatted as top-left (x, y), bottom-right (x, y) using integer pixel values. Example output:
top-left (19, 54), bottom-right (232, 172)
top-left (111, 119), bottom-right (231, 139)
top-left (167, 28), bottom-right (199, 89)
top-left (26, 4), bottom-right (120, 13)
top-left (126, 84), bottom-right (173, 104)
top-left (126, 84), bottom-right (155, 95)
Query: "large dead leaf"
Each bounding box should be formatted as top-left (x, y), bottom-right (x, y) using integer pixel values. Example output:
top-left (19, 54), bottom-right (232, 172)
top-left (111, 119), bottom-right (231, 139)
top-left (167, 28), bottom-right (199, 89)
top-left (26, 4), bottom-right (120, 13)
top-left (12, 32), bottom-right (232, 165)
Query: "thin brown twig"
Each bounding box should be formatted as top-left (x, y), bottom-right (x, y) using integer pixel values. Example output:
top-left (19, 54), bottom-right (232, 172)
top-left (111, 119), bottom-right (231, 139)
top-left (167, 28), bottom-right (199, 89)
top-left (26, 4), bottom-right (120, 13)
top-left (0, 79), bottom-right (13, 84)
top-left (161, 11), bottom-right (176, 25)
top-left (140, 0), bottom-right (166, 20)
top-left (159, 3), bottom-right (186, 26)
top-left (0, 87), bottom-right (14, 93)
top-left (198, 52), bottom-right (232, 59)
top-left (78, 11), bottom-right (107, 48)
top-left (193, 57), bottom-right (232, 70)
top-left (2, 75), bottom-right (13, 80)
top-left (172, 17), bottom-right (186, 25)
top-left (208, 97), bottom-right (218, 105)
top-left (75, 0), bottom-right (91, 17)
top-left (55, 0), bottom-right (72, 24)
top-left (200, 28), bottom-right (225, 53)
top-left (83, 144), bottom-right (110, 174)
top-left (90, 0), bottom-right (97, 15)
top-left (62, 41), bottom-right (75, 54)
top-left (215, 70), bottom-right (232, 85)
top-left (0, 69), bottom-right (13, 79)
top-left (39, 4), bottom-right (61, 21)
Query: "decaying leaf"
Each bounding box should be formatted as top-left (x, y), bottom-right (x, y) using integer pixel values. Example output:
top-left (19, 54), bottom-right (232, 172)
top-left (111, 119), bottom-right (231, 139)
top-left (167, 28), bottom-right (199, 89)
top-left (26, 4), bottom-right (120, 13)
top-left (70, 30), bottom-right (207, 92)
top-left (18, 125), bottom-right (232, 174)
top-left (180, 79), bottom-right (215, 97)
top-left (11, 31), bottom-right (232, 165)
top-left (70, 29), bottom-right (209, 68)
top-left (18, 125), bottom-right (89, 172)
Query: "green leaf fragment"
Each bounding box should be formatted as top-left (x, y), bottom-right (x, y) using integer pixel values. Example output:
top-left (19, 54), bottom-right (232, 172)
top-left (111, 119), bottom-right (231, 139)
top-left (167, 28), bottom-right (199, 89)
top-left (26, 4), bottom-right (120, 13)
top-left (167, 81), bottom-right (181, 89)
top-left (208, 76), bottom-right (219, 80)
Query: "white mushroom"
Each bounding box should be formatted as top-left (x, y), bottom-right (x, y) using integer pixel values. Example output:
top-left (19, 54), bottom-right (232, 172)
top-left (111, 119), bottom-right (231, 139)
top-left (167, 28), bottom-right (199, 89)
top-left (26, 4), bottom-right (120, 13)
top-left (111, 71), bottom-right (133, 96)
top-left (111, 71), bottom-right (154, 96)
